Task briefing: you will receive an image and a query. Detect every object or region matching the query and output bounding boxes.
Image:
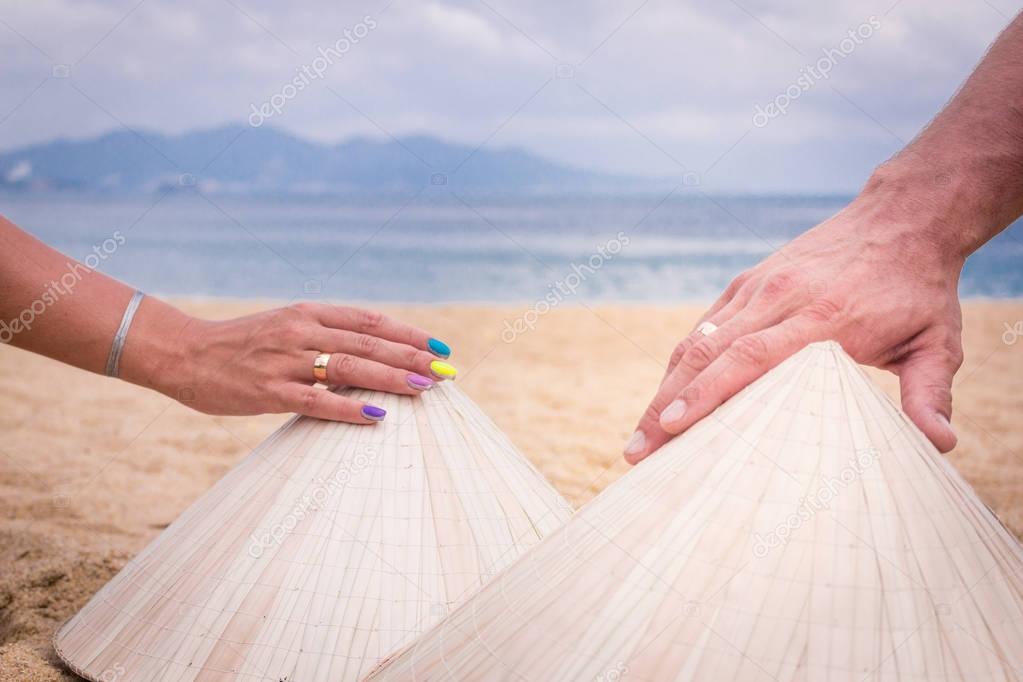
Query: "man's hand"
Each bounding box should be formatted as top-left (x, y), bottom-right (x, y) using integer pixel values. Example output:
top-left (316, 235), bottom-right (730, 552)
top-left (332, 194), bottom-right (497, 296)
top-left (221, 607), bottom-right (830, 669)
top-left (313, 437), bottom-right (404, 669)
top-left (624, 191), bottom-right (965, 463)
top-left (625, 11), bottom-right (1023, 463)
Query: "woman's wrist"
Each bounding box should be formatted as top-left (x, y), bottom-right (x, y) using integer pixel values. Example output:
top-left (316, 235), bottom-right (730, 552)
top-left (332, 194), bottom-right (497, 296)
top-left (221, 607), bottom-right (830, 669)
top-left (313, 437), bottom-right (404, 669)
top-left (116, 297), bottom-right (204, 399)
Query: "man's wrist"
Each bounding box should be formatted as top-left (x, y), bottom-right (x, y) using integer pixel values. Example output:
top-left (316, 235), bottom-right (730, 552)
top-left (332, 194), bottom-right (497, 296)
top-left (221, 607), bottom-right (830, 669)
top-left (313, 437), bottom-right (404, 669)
top-left (856, 157), bottom-right (990, 264)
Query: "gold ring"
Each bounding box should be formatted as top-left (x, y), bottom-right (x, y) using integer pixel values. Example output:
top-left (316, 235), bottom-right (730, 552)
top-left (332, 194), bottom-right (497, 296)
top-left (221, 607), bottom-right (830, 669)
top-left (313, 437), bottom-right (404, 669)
top-left (312, 353), bottom-right (331, 383)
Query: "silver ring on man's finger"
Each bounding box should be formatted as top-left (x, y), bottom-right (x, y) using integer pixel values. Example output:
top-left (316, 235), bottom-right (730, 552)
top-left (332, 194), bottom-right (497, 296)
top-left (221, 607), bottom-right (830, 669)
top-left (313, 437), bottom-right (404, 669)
top-left (696, 321), bottom-right (718, 336)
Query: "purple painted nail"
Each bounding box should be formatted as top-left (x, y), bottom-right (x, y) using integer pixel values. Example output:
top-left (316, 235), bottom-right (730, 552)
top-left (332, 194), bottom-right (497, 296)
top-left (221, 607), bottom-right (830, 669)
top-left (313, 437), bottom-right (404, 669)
top-left (407, 373), bottom-right (434, 391)
top-left (361, 405), bottom-right (386, 421)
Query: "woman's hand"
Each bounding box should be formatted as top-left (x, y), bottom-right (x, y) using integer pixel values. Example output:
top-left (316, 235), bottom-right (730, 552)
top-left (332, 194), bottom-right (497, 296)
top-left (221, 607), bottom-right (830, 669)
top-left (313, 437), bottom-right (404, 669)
top-left (136, 303), bottom-right (455, 424)
top-left (624, 181), bottom-right (968, 463)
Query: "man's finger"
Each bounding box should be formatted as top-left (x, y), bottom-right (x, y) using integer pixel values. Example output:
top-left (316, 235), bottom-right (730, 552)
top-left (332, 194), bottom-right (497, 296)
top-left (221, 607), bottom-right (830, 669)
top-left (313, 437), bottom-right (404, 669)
top-left (626, 316), bottom-right (824, 464)
top-left (896, 337), bottom-right (962, 453)
top-left (631, 311), bottom-right (775, 462)
top-left (659, 276), bottom-right (754, 383)
top-left (659, 312), bottom-right (731, 388)
top-left (660, 301), bottom-right (744, 387)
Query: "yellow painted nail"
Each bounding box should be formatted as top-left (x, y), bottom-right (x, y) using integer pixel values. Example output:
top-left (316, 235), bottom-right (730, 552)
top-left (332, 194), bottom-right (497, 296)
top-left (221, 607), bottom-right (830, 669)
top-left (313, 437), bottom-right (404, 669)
top-left (430, 360), bottom-right (457, 380)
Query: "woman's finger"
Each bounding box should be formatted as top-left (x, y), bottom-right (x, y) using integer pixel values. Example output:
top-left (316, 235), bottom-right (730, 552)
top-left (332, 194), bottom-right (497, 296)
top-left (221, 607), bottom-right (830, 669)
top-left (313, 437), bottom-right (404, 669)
top-left (309, 328), bottom-right (439, 379)
top-left (279, 384), bottom-right (387, 424)
top-left (311, 305), bottom-right (450, 358)
top-left (626, 315), bottom-right (826, 464)
top-left (628, 309), bottom-right (778, 463)
top-left (305, 351), bottom-right (439, 395)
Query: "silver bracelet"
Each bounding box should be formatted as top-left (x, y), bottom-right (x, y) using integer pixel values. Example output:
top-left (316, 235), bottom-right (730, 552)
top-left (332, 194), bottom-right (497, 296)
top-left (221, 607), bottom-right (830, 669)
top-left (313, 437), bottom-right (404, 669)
top-left (105, 290), bottom-right (145, 378)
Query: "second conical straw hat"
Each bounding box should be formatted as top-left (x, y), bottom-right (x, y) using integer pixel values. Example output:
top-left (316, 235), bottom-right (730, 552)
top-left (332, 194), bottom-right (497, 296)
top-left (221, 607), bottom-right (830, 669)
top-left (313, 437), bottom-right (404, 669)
top-left (54, 383), bottom-right (572, 681)
top-left (368, 341), bottom-right (1023, 682)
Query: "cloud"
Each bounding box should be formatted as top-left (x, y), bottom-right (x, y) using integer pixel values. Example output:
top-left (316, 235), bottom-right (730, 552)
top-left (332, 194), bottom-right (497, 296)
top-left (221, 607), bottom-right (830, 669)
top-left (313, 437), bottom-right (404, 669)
top-left (419, 2), bottom-right (505, 54)
top-left (0, 0), bottom-right (1018, 192)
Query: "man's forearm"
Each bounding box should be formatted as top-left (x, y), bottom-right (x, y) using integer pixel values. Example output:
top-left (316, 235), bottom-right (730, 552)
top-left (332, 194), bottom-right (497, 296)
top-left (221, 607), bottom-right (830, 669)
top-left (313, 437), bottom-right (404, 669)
top-left (861, 12), bottom-right (1023, 259)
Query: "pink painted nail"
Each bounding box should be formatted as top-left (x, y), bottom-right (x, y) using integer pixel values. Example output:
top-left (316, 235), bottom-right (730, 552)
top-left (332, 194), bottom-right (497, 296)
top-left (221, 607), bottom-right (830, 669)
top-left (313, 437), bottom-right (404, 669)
top-left (407, 373), bottom-right (434, 391)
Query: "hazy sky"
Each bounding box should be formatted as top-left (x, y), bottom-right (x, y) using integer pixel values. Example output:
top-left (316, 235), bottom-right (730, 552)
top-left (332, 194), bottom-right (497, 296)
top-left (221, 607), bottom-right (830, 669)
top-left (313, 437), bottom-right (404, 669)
top-left (1, 0), bottom-right (1020, 192)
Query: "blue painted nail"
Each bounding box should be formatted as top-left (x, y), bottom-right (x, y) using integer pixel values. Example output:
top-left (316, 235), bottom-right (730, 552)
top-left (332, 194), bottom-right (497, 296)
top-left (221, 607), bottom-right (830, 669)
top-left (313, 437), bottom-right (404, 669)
top-left (361, 405), bottom-right (386, 422)
top-left (428, 338), bottom-right (451, 358)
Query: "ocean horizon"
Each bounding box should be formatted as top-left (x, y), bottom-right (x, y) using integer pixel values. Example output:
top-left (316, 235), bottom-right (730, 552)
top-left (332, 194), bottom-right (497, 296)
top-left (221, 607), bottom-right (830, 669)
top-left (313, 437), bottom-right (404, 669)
top-left (5, 191), bottom-right (1021, 302)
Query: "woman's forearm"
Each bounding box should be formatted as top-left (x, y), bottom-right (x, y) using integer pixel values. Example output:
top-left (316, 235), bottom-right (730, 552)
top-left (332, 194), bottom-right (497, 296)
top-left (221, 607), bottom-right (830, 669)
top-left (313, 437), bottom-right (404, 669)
top-left (0, 216), bottom-right (193, 391)
top-left (1, 215), bottom-right (456, 424)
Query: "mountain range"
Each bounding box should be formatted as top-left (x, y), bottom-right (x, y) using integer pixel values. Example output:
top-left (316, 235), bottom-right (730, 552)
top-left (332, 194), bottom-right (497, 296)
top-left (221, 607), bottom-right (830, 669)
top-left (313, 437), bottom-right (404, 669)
top-left (0, 125), bottom-right (647, 195)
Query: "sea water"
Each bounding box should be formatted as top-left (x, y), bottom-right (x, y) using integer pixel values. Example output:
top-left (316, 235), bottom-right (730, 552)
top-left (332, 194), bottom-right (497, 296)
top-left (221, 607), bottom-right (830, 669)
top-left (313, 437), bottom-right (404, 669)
top-left (4, 192), bottom-right (1020, 302)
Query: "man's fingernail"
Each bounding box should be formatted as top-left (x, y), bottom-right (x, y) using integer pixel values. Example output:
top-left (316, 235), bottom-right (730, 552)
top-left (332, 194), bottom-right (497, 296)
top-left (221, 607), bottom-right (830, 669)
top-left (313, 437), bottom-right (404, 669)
top-left (407, 373), bottom-right (434, 391)
top-left (428, 338), bottom-right (451, 358)
top-left (430, 360), bottom-right (457, 380)
top-left (361, 405), bottom-right (386, 421)
top-left (936, 412), bottom-right (955, 433)
top-left (659, 399), bottom-right (687, 428)
top-left (624, 430), bottom-right (646, 457)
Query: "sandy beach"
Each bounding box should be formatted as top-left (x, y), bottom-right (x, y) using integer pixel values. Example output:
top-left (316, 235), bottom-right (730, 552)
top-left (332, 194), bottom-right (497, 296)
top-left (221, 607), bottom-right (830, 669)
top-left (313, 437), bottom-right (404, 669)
top-left (2, 299), bottom-right (1021, 680)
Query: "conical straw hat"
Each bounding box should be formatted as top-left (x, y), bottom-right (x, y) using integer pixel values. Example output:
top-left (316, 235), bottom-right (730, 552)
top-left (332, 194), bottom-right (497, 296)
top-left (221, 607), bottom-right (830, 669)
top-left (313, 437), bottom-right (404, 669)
top-left (367, 341), bottom-right (1023, 682)
top-left (54, 383), bottom-right (572, 681)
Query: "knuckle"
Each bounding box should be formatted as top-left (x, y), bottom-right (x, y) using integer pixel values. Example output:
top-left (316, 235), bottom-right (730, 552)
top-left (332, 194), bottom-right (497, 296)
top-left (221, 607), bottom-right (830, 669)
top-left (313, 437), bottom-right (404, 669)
top-left (298, 385), bottom-right (322, 413)
top-left (725, 270), bottom-right (753, 297)
top-left (758, 271), bottom-right (798, 300)
top-left (281, 321), bottom-right (306, 342)
top-left (358, 308), bottom-right (385, 329)
top-left (290, 302), bottom-right (317, 317)
top-left (681, 337), bottom-right (720, 372)
top-left (332, 353), bottom-right (359, 377)
top-left (355, 334), bottom-right (381, 356)
top-left (946, 345), bottom-right (964, 372)
top-left (642, 401), bottom-right (666, 425)
top-left (277, 306), bottom-right (311, 339)
top-left (728, 334), bottom-right (771, 368)
top-left (943, 334), bottom-right (965, 370)
top-left (800, 297), bottom-right (843, 323)
top-left (669, 339), bottom-right (693, 367)
top-left (922, 382), bottom-right (953, 407)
